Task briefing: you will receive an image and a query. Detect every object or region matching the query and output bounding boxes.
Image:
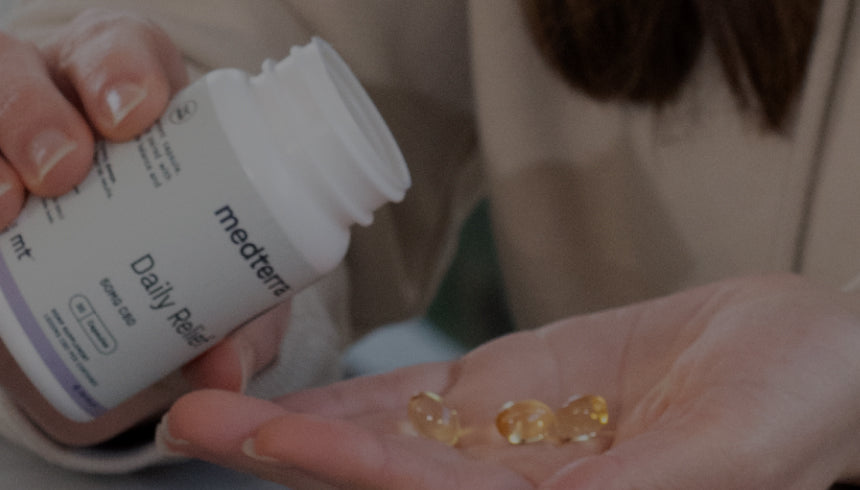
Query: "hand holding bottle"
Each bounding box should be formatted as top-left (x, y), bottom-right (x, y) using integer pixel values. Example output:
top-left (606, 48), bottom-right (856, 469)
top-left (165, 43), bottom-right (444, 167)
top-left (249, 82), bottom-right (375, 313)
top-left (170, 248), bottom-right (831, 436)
top-left (0, 8), bottom-right (292, 447)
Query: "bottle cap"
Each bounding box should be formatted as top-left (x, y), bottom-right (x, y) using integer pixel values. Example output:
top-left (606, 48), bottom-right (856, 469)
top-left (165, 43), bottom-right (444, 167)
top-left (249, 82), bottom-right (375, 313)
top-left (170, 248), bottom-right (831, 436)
top-left (252, 38), bottom-right (411, 227)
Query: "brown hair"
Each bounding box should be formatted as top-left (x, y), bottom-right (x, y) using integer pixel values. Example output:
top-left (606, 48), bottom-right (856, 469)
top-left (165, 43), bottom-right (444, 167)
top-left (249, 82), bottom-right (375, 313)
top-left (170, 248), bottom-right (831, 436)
top-left (523, 0), bottom-right (822, 130)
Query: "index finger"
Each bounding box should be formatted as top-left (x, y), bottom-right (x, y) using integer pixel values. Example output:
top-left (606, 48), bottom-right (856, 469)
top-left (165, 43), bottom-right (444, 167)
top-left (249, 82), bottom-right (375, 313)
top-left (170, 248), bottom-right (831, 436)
top-left (273, 361), bottom-right (456, 417)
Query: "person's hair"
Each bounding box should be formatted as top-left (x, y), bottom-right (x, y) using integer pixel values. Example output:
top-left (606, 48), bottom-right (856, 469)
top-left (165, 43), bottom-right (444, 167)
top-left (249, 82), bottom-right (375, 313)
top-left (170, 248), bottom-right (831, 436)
top-left (522, 0), bottom-right (822, 131)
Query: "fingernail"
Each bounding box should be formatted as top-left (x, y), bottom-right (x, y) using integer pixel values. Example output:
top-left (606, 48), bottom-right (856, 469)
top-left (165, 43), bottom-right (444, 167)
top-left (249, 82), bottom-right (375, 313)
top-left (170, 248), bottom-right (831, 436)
top-left (29, 129), bottom-right (77, 181)
top-left (0, 182), bottom-right (13, 198)
top-left (155, 414), bottom-right (191, 457)
top-left (105, 82), bottom-right (147, 126)
top-left (242, 438), bottom-right (280, 463)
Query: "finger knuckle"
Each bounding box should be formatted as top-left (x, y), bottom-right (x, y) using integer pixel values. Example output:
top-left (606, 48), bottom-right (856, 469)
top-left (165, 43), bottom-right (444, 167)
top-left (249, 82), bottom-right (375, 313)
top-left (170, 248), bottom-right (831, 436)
top-left (0, 31), bottom-right (41, 68)
top-left (71, 7), bottom-right (157, 36)
top-left (0, 35), bottom-right (59, 135)
top-left (0, 73), bottom-right (49, 125)
top-left (57, 8), bottom-right (165, 68)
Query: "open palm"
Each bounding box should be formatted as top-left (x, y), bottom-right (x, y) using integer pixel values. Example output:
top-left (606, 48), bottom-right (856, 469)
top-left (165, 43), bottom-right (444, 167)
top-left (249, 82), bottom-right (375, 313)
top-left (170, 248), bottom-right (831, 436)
top-left (161, 274), bottom-right (860, 489)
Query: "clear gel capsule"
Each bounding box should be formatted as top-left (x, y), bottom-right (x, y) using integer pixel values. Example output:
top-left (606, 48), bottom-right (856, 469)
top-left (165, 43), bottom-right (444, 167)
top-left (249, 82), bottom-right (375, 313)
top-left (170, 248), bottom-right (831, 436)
top-left (407, 391), bottom-right (461, 446)
top-left (495, 399), bottom-right (557, 444)
top-left (556, 394), bottom-right (609, 441)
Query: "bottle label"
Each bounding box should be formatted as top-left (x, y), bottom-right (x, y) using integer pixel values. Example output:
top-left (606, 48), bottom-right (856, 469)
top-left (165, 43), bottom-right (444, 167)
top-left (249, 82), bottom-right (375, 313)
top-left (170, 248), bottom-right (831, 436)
top-left (0, 80), bottom-right (313, 419)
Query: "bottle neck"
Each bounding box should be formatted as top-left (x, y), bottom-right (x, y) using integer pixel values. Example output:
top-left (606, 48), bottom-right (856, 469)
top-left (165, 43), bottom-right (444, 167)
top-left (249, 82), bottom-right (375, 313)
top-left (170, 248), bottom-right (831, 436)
top-left (250, 38), bottom-right (410, 228)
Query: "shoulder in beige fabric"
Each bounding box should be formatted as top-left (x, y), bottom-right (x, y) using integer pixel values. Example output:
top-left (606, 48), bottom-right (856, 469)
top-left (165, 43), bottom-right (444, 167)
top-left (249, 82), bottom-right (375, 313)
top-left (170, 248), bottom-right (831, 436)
top-left (471, 0), bottom-right (858, 328)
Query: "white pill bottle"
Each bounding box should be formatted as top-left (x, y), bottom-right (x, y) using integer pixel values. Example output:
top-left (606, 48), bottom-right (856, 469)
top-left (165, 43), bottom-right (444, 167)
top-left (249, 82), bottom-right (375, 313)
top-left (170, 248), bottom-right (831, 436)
top-left (0, 38), bottom-right (410, 422)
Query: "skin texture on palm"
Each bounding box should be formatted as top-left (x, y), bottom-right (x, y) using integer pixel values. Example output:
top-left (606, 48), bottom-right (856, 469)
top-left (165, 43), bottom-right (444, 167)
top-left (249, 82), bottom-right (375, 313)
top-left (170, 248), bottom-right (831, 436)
top-left (160, 274), bottom-right (860, 489)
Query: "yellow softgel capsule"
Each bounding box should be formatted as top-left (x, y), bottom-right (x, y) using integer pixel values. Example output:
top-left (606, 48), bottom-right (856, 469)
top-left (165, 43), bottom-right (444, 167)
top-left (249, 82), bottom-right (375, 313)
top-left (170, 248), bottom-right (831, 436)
top-left (495, 399), bottom-right (557, 444)
top-left (556, 394), bottom-right (609, 442)
top-left (407, 391), bottom-right (461, 446)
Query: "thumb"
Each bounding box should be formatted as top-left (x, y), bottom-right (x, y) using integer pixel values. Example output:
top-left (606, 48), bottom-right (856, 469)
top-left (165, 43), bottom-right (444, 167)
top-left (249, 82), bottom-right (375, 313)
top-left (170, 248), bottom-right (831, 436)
top-left (183, 301), bottom-right (291, 392)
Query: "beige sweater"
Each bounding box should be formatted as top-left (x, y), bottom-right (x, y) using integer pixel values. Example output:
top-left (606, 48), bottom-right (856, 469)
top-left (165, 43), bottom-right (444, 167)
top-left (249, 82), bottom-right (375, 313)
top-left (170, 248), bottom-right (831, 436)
top-left (0, 0), bottom-right (857, 474)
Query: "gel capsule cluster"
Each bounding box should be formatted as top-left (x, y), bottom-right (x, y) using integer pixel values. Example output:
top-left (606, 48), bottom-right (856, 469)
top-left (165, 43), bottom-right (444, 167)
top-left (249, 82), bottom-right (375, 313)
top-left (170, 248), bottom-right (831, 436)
top-left (407, 391), bottom-right (609, 447)
top-left (496, 394), bottom-right (609, 445)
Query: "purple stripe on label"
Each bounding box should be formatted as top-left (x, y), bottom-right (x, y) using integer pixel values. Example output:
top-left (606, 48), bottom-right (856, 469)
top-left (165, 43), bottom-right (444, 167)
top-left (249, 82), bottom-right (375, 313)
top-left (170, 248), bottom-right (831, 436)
top-left (0, 253), bottom-right (105, 418)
